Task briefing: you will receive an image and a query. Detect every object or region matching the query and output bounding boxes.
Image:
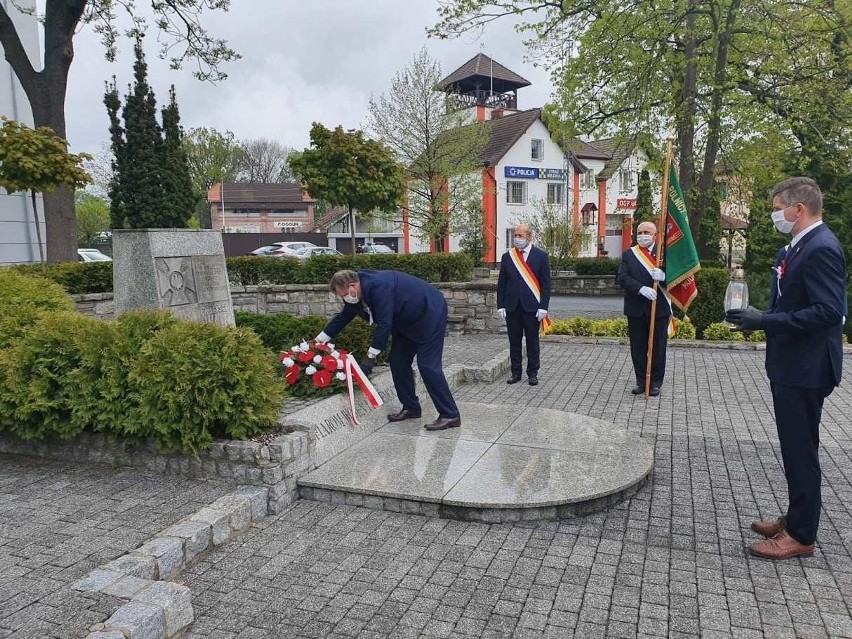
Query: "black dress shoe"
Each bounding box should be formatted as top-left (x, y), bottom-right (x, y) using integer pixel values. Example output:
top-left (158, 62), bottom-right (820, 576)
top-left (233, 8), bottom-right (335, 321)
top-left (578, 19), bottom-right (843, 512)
top-left (528, 377), bottom-right (538, 386)
top-left (649, 387), bottom-right (661, 397)
top-left (507, 375), bottom-right (522, 384)
top-left (424, 417), bottom-right (461, 431)
top-left (388, 408), bottom-right (422, 422)
top-left (631, 385), bottom-right (643, 395)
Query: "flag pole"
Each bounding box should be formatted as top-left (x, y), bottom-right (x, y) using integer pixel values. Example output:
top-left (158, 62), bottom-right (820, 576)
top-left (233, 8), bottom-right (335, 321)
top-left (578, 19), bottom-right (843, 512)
top-left (645, 138), bottom-right (674, 397)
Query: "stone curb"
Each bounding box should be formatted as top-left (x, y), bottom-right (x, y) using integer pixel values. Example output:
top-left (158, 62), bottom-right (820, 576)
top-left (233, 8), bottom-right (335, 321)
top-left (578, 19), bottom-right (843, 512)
top-left (71, 486), bottom-right (268, 639)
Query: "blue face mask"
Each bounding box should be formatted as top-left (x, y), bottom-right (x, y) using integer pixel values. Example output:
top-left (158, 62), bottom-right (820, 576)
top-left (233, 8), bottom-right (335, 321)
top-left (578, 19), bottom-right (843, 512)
top-left (513, 237), bottom-right (528, 250)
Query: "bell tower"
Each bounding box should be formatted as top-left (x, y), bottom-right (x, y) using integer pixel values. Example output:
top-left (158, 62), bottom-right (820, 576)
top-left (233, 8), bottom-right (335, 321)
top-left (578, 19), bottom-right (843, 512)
top-left (436, 53), bottom-right (531, 121)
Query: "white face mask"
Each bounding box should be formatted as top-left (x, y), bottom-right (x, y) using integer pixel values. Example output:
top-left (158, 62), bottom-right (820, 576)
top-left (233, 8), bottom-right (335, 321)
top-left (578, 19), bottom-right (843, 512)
top-left (771, 208), bottom-right (796, 234)
top-left (342, 285), bottom-right (360, 304)
top-left (636, 234), bottom-right (654, 249)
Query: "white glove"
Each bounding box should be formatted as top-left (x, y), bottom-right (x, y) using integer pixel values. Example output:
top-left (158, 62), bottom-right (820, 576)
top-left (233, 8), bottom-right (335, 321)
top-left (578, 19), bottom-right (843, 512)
top-left (314, 331), bottom-right (330, 344)
top-left (535, 309), bottom-right (548, 321)
top-left (639, 286), bottom-right (657, 301)
top-left (497, 308), bottom-right (506, 320)
top-left (650, 268), bottom-right (665, 282)
top-left (367, 347), bottom-right (381, 358)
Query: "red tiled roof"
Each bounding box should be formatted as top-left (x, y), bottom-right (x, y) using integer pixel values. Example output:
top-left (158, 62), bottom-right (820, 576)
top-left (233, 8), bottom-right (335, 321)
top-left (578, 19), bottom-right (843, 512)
top-left (208, 182), bottom-right (312, 207)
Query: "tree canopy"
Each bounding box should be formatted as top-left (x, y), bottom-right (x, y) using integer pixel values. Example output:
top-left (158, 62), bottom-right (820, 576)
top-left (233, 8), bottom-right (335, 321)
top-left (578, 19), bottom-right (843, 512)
top-left (0, 0), bottom-right (236, 261)
top-left (367, 48), bottom-right (490, 251)
top-left (431, 0), bottom-right (852, 261)
top-left (289, 123), bottom-right (404, 256)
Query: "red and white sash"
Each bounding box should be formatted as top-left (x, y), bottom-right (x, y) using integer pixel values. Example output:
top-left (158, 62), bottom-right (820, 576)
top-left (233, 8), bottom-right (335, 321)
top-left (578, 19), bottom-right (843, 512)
top-left (630, 245), bottom-right (675, 337)
top-left (342, 353), bottom-right (383, 426)
top-left (509, 247), bottom-right (553, 334)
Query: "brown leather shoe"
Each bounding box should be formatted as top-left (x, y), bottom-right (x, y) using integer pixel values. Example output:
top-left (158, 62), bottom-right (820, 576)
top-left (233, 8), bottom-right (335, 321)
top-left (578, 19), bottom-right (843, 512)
top-left (424, 417), bottom-right (461, 431)
top-left (388, 408), bottom-right (421, 422)
top-left (749, 531), bottom-right (814, 560)
top-left (751, 517), bottom-right (786, 538)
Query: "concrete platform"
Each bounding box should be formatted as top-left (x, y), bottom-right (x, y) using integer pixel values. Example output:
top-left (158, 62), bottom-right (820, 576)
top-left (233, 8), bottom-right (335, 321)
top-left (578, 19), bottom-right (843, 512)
top-left (298, 402), bottom-right (654, 522)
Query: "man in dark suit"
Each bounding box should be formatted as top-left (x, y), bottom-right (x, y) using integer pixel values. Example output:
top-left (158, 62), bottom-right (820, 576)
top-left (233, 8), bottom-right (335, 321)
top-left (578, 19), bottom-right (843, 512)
top-left (497, 224), bottom-right (551, 386)
top-left (616, 221), bottom-right (670, 397)
top-left (727, 177), bottom-right (847, 560)
top-left (315, 269), bottom-right (461, 431)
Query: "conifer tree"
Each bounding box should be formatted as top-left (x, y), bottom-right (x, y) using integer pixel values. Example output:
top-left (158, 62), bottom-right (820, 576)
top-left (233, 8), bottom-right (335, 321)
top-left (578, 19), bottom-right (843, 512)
top-left (104, 80), bottom-right (126, 229)
top-left (160, 86), bottom-right (196, 227)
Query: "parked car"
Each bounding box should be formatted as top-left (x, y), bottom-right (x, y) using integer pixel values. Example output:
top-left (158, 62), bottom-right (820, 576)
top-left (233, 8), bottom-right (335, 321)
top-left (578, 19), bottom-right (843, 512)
top-left (293, 246), bottom-right (343, 260)
top-left (77, 248), bottom-right (112, 262)
top-left (358, 243), bottom-right (395, 255)
top-left (248, 244), bottom-right (281, 256)
top-left (266, 241), bottom-right (317, 257)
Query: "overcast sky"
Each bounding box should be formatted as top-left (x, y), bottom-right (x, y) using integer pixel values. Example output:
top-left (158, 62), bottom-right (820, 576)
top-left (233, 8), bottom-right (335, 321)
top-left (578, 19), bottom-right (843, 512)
top-left (53, 1), bottom-right (554, 156)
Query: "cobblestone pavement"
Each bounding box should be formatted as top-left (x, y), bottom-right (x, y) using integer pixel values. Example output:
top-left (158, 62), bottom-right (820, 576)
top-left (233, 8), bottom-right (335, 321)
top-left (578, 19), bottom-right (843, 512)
top-left (182, 342), bottom-right (852, 638)
top-left (0, 457), bottom-right (233, 638)
top-left (4, 340), bottom-right (852, 638)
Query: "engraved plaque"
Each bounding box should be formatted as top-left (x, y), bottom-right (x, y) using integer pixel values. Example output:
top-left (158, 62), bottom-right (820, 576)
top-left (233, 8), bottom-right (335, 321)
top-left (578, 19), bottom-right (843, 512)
top-left (156, 257), bottom-right (198, 306)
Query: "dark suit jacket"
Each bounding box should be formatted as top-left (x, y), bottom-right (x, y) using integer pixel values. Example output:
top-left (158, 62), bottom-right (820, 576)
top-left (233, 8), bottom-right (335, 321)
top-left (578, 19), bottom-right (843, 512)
top-left (323, 269), bottom-right (448, 350)
top-left (764, 224), bottom-right (847, 389)
top-left (616, 245), bottom-right (671, 319)
top-left (497, 245), bottom-right (551, 313)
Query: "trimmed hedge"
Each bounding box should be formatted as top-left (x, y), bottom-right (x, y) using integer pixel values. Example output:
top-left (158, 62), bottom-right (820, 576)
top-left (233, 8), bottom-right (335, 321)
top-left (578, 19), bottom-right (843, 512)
top-left (235, 311), bottom-right (388, 364)
top-left (550, 257), bottom-right (621, 276)
top-left (11, 262), bottom-right (113, 294)
top-left (25, 253), bottom-right (474, 294)
top-left (0, 273), bottom-right (283, 453)
top-left (227, 253), bottom-right (473, 286)
top-left (546, 316), bottom-right (697, 340)
top-left (680, 268), bottom-right (729, 337)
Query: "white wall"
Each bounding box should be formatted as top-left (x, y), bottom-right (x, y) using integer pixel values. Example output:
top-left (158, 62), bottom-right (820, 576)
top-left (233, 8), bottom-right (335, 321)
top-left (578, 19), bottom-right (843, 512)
top-left (0, 0), bottom-right (43, 265)
top-left (494, 118), bottom-right (573, 256)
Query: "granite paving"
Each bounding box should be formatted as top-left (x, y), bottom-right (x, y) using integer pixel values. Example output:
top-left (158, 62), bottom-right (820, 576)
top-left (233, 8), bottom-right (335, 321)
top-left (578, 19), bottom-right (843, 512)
top-left (0, 456), bottom-right (233, 638)
top-left (182, 341), bottom-right (852, 638)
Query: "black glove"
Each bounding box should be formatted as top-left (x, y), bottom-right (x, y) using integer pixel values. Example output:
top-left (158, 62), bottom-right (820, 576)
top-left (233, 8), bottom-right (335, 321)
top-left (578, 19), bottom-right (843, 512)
top-left (359, 357), bottom-right (375, 377)
top-left (725, 305), bottom-right (764, 330)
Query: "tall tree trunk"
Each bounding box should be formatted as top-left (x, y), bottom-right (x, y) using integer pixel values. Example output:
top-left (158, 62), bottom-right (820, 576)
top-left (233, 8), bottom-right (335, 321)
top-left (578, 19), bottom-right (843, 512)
top-left (0, 0), bottom-right (85, 263)
top-left (676, 0), bottom-right (699, 245)
top-left (694, 0), bottom-right (742, 261)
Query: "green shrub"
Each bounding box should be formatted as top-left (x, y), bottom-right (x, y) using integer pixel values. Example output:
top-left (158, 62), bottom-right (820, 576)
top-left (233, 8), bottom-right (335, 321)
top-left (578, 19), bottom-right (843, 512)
top-left (235, 311), bottom-right (388, 365)
top-left (11, 262), bottom-right (113, 294)
top-left (672, 319), bottom-right (697, 340)
top-left (129, 322), bottom-right (283, 453)
top-left (589, 318), bottom-right (628, 337)
top-left (747, 330), bottom-right (766, 342)
top-left (0, 312), bottom-right (98, 440)
top-left (682, 268), bottom-right (729, 337)
top-left (0, 269), bottom-right (76, 348)
top-left (548, 317), bottom-right (594, 336)
top-left (702, 322), bottom-right (745, 341)
top-left (572, 257), bottom-right (621, 276)
top-left (227, 253), bottom-right (473, 287)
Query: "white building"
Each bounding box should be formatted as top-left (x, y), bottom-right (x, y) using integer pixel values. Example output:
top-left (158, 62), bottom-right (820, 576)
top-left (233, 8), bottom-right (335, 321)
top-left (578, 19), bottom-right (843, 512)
top-left (403, 54), bottom-right (651, 262)
top-left (0, 0), bottom-right (43, 265)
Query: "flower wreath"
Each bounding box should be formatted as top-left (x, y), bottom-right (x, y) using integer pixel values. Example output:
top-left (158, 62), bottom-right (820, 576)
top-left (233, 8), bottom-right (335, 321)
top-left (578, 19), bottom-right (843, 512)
top-left (279, 340), bottom-right (348, 392)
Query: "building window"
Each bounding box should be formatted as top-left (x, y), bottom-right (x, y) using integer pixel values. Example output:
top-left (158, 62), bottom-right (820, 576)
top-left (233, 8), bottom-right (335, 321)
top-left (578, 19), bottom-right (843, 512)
top-left (268, 209), bottom-right (299, 216)
top-left (546, 183), bottom-right (564, 205)
top-left (581, 169), bottom-right (596, 190)
top-left (506, 180), bottom-right (527, 204)
top-left (618, 169), bottom-right (635, 193)
top-left (531, 138), bottom-right (543, 161)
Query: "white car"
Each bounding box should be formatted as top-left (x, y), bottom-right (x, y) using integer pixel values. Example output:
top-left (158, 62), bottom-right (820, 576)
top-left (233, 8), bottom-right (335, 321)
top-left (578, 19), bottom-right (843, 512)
top-left (359, 243), bottom-right (395, 254)
top-left (77, 248), bottom-right (112, 262)
top-left (293, 246), bottom-right (343, 260)
top-left (266, 241), bottom-right (317, 257)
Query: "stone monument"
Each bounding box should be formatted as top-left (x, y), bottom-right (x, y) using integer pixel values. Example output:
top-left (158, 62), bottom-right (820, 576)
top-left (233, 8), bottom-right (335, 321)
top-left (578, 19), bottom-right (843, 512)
top-left (113, 229), bottom-right (235, 326)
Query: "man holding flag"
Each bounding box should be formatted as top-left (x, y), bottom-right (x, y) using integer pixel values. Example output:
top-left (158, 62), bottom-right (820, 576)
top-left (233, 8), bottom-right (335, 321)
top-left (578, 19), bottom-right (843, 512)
top-left (617, 154), bottom-right (700, 397)
top-left (497, 223), bottom-right (552, 386)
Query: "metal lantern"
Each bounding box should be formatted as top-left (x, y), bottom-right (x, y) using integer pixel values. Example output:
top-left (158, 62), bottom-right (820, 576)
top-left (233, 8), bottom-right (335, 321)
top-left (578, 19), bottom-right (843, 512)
top-left (724, 268), bottom-right (749, 314)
